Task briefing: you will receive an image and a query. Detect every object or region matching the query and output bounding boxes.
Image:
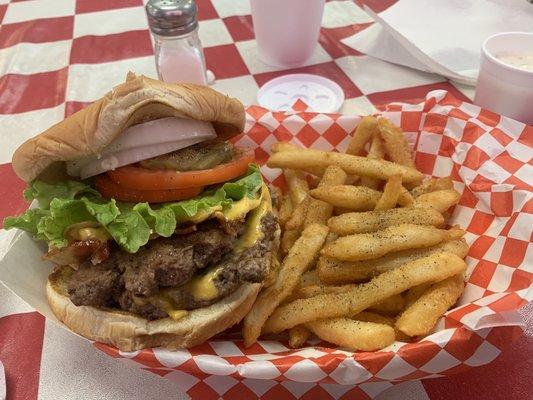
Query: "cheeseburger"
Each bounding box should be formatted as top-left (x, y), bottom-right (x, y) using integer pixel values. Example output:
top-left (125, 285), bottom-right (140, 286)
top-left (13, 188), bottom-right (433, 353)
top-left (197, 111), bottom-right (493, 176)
top-left (4, 74), bottom-right (279, 351)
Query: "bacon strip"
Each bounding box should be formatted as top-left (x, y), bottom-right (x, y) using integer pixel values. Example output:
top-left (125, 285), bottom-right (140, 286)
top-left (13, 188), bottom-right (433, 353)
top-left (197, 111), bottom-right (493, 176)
top-left (43, 240), bottom-right (110, 268)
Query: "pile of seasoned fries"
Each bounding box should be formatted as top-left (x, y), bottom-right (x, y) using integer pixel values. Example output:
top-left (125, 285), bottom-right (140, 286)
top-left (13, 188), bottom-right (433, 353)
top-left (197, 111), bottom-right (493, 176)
top-left (243, 116), bottom-right (468, 351)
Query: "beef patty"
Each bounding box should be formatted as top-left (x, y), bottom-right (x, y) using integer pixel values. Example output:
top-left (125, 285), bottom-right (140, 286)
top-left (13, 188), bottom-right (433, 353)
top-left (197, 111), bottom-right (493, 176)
top-left (67, 213), bottom-right (277, 319)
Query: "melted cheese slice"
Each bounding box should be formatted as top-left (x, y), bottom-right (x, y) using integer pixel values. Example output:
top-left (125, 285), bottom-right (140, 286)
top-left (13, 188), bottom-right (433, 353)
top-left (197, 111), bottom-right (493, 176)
top-left (184, 205), bottom-right (223, 224)
top-left (234, 184), bottom-right (271, 253)
top-left (217, 194), bottom-right (262, 221)
top-left (67, 222), bottom-right (111, 242)
top-left (147, 294), bottom-right (189, 321)
top-left (170, 183), bottom-right (264, 227)
top-left (186, 266), bottom-right (224, 302)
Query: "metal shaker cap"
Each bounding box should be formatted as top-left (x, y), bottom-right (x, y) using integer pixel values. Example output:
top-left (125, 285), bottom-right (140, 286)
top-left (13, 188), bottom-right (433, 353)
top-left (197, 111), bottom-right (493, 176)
top-left (146, 0), bottom-right (198, 36)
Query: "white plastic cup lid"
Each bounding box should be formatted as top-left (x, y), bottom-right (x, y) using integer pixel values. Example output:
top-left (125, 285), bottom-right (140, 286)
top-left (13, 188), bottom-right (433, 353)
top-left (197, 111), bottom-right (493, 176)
top-left (257, 73), bottom-right (345, 113)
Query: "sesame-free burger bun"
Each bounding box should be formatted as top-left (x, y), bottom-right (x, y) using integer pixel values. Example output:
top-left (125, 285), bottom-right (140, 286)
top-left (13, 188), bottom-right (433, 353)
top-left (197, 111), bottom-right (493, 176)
top-left (12, 72), bottom-right (245, 182)
top-left (47, 265), bottom-right (261, 351)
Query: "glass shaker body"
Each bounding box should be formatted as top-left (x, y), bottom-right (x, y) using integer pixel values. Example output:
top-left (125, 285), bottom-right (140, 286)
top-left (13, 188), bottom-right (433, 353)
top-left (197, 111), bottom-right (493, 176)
top-left (153, 27), bottom-right (207, 85)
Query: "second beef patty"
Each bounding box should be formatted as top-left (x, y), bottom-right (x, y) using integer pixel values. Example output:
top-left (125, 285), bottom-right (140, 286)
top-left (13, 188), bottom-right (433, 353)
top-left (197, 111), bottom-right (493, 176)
top-left (67, 213), bottom-right (277, 319)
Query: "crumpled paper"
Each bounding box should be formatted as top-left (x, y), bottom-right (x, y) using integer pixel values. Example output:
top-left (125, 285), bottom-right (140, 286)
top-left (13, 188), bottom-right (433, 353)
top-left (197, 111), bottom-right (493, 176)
top-left (342, 0), bottom-right (533, 85)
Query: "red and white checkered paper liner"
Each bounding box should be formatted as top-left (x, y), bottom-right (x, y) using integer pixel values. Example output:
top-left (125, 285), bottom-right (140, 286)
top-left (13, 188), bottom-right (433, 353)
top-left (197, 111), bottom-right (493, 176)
top-left (94, 90), bottom-right (532, 400)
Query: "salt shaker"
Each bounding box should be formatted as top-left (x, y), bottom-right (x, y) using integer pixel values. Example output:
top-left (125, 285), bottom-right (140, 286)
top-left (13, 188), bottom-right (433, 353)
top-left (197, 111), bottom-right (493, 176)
top-left (146, 0), bottom-right (207, 84)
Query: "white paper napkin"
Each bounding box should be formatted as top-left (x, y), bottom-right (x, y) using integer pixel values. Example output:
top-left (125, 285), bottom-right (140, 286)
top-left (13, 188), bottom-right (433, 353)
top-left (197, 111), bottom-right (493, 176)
top-left (343, 0), bottom-right (533, 85)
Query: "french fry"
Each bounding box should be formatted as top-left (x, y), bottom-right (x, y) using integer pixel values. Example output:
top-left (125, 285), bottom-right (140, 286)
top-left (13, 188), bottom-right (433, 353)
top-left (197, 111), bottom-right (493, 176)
top-left (282, 278), bottom-right (326, 304)
top-left (359, 177), bottom-right (381, 191)
top-left (273, 143), bottom-right (327, 177)
top-left (270, 186), bottom-right (282, 209)
top-left (318, 256), bottom-right (379, 283)
top-left (303, 167), bottom-right (327, 179)
top-left (243, 224), bottom-right (329, 346)
top-left (304, 166), bottom-right (347, 227)
top-left (277, 195), bottom-right (293, 229)
top-left (294, 283), bottom-right (357, 299)
top-left (271, 141), bottom-right (300, 153)
top-left (322, 224), bottom-right (464, 262)
top-left (299, 270), bottom-right (321, 288)
top-left (368, 294), bottom-right (405, 315)
top-left (275, 145), bottom-right (339, 180)
top-left (334, 207), bottom-right (354, 215)
top-left (281, 229), bottom-right (300, 255)
top-left (346, 116), bottom-right (378, 155)
top-left (352, 312), bottom-right (410, 342)
top-left (396, 274), bottom-right (464, 336)
top-left (288, 326), bottom-right (311, 348)
top-left (267, 148), bottom-right (424, 183)
top-left (310, 185), bottom-right (382, 211)
top-left (360, 133), bottom-right (386, 190)
top-left (394, 330), bottom-right (412, 341)
top-left (286, 273), bottom-right (325, 303)
top-left (328, 207), bottom-right (445, 236)
top-left (411, 177), bottom-right (454, 197)
top-left (318, 239), bottom-right (469, 284)
top-left (263, 252), bottom-right (467, 333)
top-left (293, 291), bottom-right (406, 316)
top-left (345, 175), bottom-right (360, 185)
top-left (368, 130), bottom-right (386, 159)
top-left (306, 318), bottom-right (395, 351)
top-left (374, 174), bottom-right (402, 211)
top-left (293, 284), bottom-right (326, 299)
top-left (397, 186), bottom-right (414, 206)
top-left (264, 253), bottom-right (281, 288)
top-left (325, 232), bottom-right (338, 243)
top-left (316, 166), bottom-right (348, 188)
top-left (353, 311), bottom-right (395, 326)
top-left (404, 283), bottom-right (432, 307)
top-left (411, 178), bottom-right (433, 198)
top-left (284, 169), bottom-right (309, 206)
top-left (285, 196), bottom-right (310, 230)
top-left (378, 118), bottom-right (415, 168)
top-left (434, 177), bottom-right (454, 191)
top-left (413, 189), bottom-right (461, 214)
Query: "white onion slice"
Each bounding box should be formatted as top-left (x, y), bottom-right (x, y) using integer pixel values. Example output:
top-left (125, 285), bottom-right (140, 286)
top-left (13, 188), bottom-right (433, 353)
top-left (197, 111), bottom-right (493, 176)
top-left (78, 138), bottom-right (208, 179)
top-left (67, 117), bottom-right (217, 178)
top-left (103, 117), bottom-right (217, 154)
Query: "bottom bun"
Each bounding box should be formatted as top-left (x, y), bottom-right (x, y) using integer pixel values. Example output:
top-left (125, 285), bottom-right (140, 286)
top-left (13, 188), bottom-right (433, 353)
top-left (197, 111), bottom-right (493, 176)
top-left (46, 266), bottom-right (261, 351)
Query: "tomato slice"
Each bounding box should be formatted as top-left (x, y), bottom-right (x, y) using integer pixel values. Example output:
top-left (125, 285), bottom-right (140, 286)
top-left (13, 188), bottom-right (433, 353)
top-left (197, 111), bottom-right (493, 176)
top-left (107, 147), bottom-right (255, 190)
top-left (94, 174), bottom-right (203, 203)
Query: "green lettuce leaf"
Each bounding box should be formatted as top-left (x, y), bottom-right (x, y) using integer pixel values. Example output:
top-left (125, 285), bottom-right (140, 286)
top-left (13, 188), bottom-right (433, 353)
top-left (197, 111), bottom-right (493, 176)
top-left (37, 199), bottom-right (97, 248)
top-left (133, 203), bottom-right (176, 238)
top-left (24, 180), bottom-right (100, 208)
top-left (107, 204), bottom-right (152, 253)
top-left (3, 208), bottom-right (49, 239)
top-left (3, 165), bottom-right (263, 253)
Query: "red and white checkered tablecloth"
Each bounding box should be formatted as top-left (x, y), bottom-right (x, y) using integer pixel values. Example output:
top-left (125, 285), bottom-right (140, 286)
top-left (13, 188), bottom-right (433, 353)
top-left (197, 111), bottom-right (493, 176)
top-left (0, 1), bottom-right (531, 399)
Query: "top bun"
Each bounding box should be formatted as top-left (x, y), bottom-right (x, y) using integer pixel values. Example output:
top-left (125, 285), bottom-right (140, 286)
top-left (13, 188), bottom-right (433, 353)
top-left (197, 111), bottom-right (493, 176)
top-left (12, 73), bottom-right (245, 182)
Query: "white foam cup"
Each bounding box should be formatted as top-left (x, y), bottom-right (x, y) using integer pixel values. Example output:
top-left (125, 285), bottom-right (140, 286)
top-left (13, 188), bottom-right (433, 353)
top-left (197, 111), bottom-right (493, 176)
top-left (250, 0), bottom-right (326, 68)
